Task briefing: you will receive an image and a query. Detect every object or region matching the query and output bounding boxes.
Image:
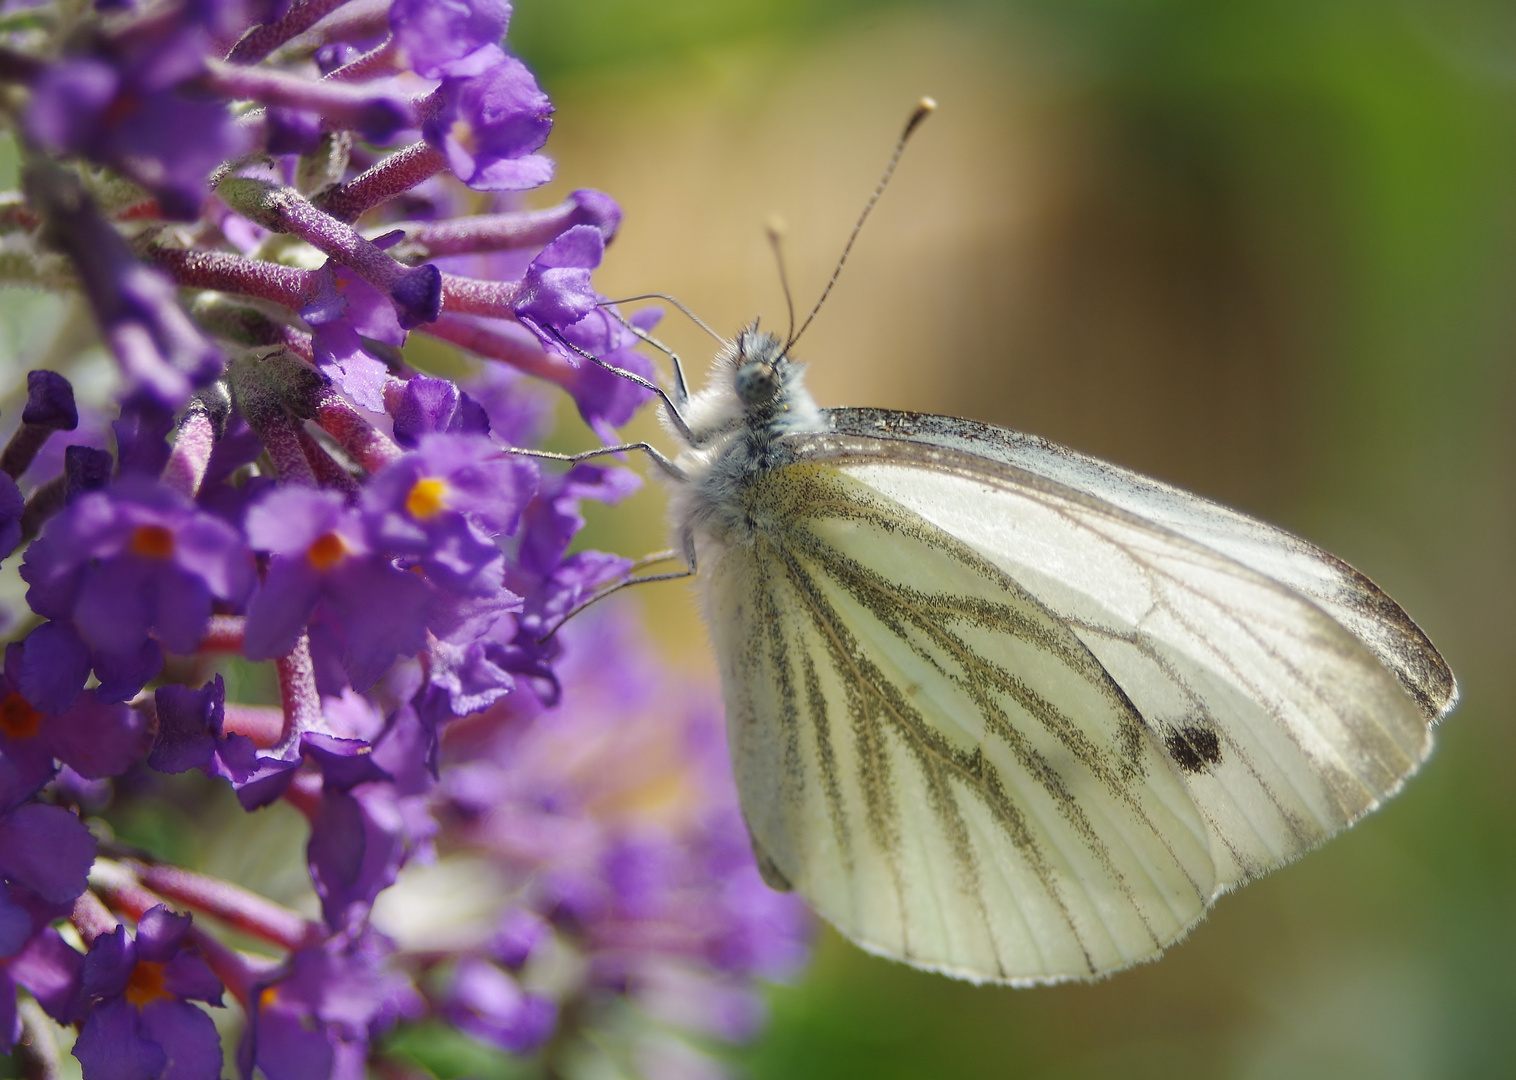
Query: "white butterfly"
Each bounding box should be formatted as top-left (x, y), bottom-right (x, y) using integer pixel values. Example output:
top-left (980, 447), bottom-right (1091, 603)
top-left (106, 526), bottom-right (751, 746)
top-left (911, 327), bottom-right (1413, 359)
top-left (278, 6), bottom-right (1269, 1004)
top-left (537, 101), bottom-right (1454, 986)
top-left (604, 322), bottom-right (1457, 987)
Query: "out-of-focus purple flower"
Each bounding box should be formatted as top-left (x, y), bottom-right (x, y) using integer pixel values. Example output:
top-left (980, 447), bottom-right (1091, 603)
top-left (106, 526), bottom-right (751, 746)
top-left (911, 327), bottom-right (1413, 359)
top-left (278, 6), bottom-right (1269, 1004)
top-left (433, 608), bottom-right (812, 1065)
top-left (24, 170), bottom-right (225, 406)
top-left (423, 47), bottom-right (553, 191)
top-left (249, 927), bottom-right (420, 1080)
top-left (20, 477), bottom-right (255, 704)
top-left (392, 0), bottom-right (513, 79)
top-left (72, 907), bottom-right (224, 1080)
top-left (244, 487), bottom-right (429, 690)
top-left (0, 475), bottom-right (21, 568)
top-left (27, 58), bottom-right (246, 220)
top-left (444, 957), bottom-right (556, 1053)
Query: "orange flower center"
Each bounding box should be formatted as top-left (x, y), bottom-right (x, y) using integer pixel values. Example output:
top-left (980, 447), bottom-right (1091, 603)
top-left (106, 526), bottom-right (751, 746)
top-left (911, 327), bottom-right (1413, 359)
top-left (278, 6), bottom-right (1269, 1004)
top-left (0, 692), bottom-right (41, 739)
top-left (404, 477), bottom-right (449, 521)
top-left (129, 524), bottom-right (176, 559)
top-left (306, 531), bottom-right (348, 572)
top-left (124, 961), bottom-right (172, 1008)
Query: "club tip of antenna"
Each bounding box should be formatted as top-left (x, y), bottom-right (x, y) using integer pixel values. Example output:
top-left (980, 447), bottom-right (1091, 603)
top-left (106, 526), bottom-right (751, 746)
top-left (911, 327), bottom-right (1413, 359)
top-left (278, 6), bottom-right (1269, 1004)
top-left (765, 214), bottom-right (788, 241)
top-left (905, 97), bottom-right (937, 137)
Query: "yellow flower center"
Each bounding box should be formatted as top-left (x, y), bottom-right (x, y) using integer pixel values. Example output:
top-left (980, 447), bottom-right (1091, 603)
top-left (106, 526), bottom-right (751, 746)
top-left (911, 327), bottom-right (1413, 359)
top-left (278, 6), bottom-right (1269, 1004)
top-left (306, 531), bottom-right (349, 572)
top-left (124, 961), bottom-right (172, 1007)
top-left (0, 692), bottom-right (41, 739)
top-left (449, 117), bottom-right (478, 156)
top-left (129, 524), bottom-right (176, 559)
top-left (405, 477), bottom-right (449, 521)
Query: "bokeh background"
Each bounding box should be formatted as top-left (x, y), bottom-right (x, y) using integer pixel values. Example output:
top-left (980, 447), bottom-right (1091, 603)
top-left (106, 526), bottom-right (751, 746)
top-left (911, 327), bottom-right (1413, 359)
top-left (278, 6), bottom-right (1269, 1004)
top-left (512, 1), bottom-right (1516, 1077)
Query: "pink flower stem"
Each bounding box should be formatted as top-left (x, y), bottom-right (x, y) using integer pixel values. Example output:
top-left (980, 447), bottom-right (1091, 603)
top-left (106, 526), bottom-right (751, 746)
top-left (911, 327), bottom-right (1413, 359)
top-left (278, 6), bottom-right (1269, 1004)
top-left (223, 704), bottom-right (287, 748)
top-left (71, 890), bottom-right (118, 943)
top-left (199, 615), bottom-right (247, 653)
top-left (148, 246), bottom-right (315, 310)
top-left (316, 141), bottom-right (448, 223)
top-left (324, 36), bottom-right (400, 82)
top-left (423, 315), bottom-right (577, 390)
top-left (277, 631), bottom-right (322, 738)
top-left (160, 399), bottom-right (217, 498)
top-left (296, 426), bottom-right (360, 494)
top-left (314, 388), bottom-right (403, 471)
top-left (396, 197), bottom-right (603, 259)
top-left (200, 58), bottom-right (412, 134)
top-left (125, 861), bottom-right (322, 952)
top-left (225, 0), bottom-right (354, 65)
top-left (439, 273), bottom-right (522, 318)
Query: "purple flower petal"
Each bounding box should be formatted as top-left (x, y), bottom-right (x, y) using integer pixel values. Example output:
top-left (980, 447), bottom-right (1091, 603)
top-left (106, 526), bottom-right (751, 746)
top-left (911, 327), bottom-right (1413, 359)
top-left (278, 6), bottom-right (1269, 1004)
top-left (22, 370), bottom-right (79, 431)
top-left (81, 926), bottom-right (136, 1001)
top-left (48, 691), bottom-right (152, 779)
top-left (0, 802), bottom-right (96, 904)
top-left (73, 996), bottom-right (167, 1080)
top-left (17, 621), bottom-right (90, 716)
top-left (8, 926), bottom-right (86, 1023)
top-left (140, 998), bottom-right (223, 1080)
top-left (132, 906), bottom-right (191, 964)
top-left (391, 0), bottom-right (512, 78)
top-left (149, 678), bottom-right (225, 775)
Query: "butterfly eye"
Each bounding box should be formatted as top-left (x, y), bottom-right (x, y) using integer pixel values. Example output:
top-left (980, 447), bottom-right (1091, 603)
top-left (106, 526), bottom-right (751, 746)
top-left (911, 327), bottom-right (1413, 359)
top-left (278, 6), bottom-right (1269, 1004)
top-left (734, 361), bottom-right (777, 406)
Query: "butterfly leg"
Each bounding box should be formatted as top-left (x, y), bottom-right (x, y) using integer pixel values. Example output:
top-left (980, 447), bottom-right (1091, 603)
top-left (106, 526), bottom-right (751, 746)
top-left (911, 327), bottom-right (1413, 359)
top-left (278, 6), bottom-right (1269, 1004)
top-left (499, 441), bottom-right (687, 482)
top-left (537, 528), bottom-right (698, 642)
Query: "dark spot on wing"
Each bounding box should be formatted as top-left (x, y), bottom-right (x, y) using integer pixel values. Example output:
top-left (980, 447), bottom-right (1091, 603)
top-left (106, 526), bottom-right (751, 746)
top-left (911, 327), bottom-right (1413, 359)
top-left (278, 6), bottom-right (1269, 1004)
top-left (1166, 726), bottom-right (1222, 773)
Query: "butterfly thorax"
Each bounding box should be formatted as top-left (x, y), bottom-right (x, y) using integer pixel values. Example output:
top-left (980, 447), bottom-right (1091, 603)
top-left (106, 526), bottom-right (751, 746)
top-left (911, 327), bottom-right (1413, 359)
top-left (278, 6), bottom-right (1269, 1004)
top-left (668, 327), bottom-right (828, 545)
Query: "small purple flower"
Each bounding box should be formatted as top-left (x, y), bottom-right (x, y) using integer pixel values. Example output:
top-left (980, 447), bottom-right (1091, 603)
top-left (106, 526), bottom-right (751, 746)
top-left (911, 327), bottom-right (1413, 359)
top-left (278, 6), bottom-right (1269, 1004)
top-left (249, 928), bottom-right (419, 1080)
top-left (391, 0), bottom-right (513, 79)
top-left (244, 488), bottom-right (430, 690)
top-left (389, 376), bottom-right (491, 448)
top-left (303, 734), bottom-right (408, 932)
top-left (443, 957), bottom-right (556, 1053)
top-left (423, 47), bottom-right (554, 191)
top-left (362, 433), bottom-right (535, 600)
top-left (557, 307), bottom-right (661, 440)
top-left (7, 926), bottom-right (86, 1024)
top-left (302, 262), bottom-right (408, 414)
top-left (72, 907), bottom-right (224, 1080)
top-left (512, 225), bottom-right (603, 342)
top-left (20, 477), bottom-right (255, 704)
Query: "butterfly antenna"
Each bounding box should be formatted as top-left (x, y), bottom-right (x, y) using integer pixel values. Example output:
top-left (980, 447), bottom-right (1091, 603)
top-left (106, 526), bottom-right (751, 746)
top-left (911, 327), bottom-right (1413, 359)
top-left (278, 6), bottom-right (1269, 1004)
top-left (766, 216), bottom-right (797, 345)
top-left (599, 292), bottom-right (728, 346)
top-left (789, 96), bottom-right (936, 348)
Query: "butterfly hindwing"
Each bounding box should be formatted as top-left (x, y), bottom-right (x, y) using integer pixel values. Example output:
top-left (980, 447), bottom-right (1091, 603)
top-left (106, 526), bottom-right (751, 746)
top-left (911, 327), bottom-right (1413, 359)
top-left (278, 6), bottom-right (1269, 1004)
top-left (708, 463), bottom-right (1227, 983)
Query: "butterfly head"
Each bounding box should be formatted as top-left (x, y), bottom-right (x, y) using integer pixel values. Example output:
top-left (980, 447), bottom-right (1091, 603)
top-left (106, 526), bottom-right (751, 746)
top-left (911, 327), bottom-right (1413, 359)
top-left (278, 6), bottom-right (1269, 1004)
top-left (733, 329), bottom-right (788, 409)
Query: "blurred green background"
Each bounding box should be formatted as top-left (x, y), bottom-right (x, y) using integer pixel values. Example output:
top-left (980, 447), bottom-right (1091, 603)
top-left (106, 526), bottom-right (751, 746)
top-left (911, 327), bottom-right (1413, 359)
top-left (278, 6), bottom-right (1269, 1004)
top-left (514, 1), bottom-right (1516, 1078)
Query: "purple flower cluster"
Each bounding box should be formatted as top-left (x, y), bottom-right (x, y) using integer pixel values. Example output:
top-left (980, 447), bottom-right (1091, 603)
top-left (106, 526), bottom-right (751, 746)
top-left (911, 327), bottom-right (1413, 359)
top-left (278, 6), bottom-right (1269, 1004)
top-left (0, 2), bottom-right (810, 1077)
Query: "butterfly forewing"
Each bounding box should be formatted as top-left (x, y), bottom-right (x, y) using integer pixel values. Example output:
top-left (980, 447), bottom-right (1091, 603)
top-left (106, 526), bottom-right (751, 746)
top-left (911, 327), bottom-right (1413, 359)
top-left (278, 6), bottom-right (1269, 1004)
top-left (709, 463), bottom-right (1238, 983)
top-left (821, 409), bottom-right (1456, 724)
